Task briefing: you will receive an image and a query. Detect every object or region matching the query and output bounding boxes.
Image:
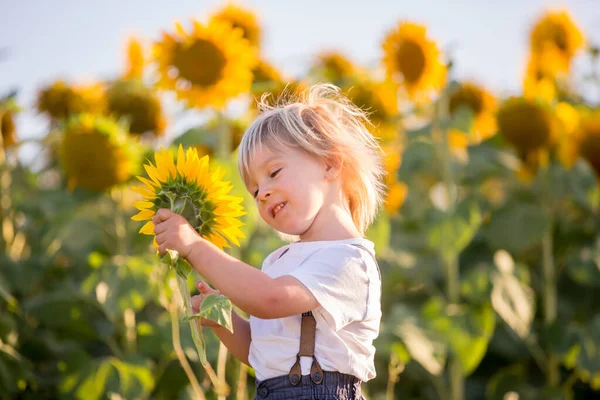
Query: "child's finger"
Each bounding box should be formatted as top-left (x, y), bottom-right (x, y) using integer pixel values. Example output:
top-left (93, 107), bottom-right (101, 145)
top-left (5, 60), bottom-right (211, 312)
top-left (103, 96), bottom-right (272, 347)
top-left (191, 294), bottom-right (202, 314)
top-left (196, 280), bottom-right (218, 294)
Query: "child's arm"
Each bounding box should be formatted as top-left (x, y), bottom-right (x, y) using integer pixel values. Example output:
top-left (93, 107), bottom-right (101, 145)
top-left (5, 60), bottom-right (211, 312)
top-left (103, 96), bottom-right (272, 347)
top-left (153, 209), bottom-right (320, 319)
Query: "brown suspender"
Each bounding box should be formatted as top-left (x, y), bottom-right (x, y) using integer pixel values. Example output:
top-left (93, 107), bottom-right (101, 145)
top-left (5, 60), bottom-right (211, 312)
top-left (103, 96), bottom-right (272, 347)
top-left (288, 311), bottom-right (324, 385)
top-left (277, 243), bottom-right (380, 386)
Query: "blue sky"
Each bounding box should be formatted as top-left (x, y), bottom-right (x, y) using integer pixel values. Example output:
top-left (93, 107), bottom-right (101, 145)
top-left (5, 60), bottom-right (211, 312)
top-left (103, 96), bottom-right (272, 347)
top-left (1, 0), bottom-right (599, 161)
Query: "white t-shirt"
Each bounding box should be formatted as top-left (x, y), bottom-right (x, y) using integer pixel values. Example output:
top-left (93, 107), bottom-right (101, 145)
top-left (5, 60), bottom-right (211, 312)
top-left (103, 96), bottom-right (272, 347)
top-left (248, 237), bottom-right (382, 382)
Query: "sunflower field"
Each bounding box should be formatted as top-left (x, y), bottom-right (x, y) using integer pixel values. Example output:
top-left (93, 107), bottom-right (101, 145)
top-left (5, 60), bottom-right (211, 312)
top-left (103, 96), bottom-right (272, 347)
top-left (1, 3), bottom-right (600, 400)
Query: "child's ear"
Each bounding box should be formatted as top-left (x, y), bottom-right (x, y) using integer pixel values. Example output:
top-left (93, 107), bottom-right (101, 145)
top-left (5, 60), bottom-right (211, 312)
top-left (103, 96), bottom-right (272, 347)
top-left (325, 158), bottom-right (343, 180)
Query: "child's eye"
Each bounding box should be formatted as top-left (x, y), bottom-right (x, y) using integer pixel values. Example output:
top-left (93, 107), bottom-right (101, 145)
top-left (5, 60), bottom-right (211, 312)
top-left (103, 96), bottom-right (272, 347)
top-left (252, 189), bottom-right (259, 198)
top-left (270, 168), bottom-right (281, 178)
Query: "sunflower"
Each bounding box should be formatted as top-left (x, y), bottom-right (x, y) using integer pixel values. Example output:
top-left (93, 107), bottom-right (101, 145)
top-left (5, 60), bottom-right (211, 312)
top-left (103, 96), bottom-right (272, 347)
top-left (575, 111), bottom-right (600, 177)
top-left (251, 80), bottom-right (308, 112)
top-left (124, 36), bottom-right (145, 80)
top-left (59, 114), bottom-right (140, 192)
top-left (36, 80), bottom-right (105, 120)
top-left (382, 22), bottom-right (447, 101)
top-left (449, 81), bottom-right (497, 142)
top-left (252, 59), bottom-right (283, 87)
top-left (344, 79), bottom-right (398, 126)
top-left (523, 55), bottom-right (557, 103)
top-left (154, 19), bottom-right (257, 109)
top-left (530, 10), bottom-right (584, 73)
top-left (382, 144), bottom-right (407, 215)
top-left (131, 145), bottom-right (246, 250)
top-left (1, 111), bottom-right (16, 147)
top-left (106, 79), bottom-right (166, 136)
top-left (312, 51), bottom-right (356, 84)
top-left (210, 3), bottom-right (262, 48)
top-left (555, 102), bottom-right (580, 168)
top-left (497, 97), bottom-right (557, 153)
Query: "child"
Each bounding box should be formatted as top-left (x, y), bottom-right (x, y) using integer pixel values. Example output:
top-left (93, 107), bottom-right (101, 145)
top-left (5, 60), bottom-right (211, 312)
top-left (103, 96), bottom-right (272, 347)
top-left (152, 83), bottom-right (386, 399)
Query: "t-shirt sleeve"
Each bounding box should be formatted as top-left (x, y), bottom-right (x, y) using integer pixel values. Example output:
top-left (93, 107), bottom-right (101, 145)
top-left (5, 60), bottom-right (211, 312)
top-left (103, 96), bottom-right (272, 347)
top-left (288, 245), bottom-right (372, 331)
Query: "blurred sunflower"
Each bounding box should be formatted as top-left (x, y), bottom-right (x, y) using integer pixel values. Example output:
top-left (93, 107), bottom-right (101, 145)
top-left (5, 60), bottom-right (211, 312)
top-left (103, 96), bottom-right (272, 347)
top-left (106, 79), bottom-right (166, 136)
top-left (210, 3), bottom-right (262, 48)
top-left (555, 102), bottom-right (580, 168)
top-left (523, 56), bottom-right (557, 103)
top-left (344, 79), bottom-right (399, 142)
top-left (311, 51), bottom-right (356, 84)
top-left (131, 145), bottom-right (246, 250)
top-left (449, 81), bottom-right (497, 142)
top-left (191, 118), bottom-right (247, 158)
top-left (345, 79), bottom-right (398, 124)
top-left (154, 19), bottom-right (257, 109)
top-left (59, 114), bottom-right (140, 192)
top-left (574, 111), bottom-right (600, 177)
top-left (530, 10), bottom-right (584, 73)
top-left (497, 97), bottom-right (557, 153)
top-left (1, 111), bottom-right (16, 148)
top-left (252, 59), bottom-right (283, 86)
top-left (124, 36), bottom-right (145, 80)
top-left (252, 80), bottom-right (308, 111)
top-left (382, 143), bottom-right (407, 215)
top-left (382, 22), bottom-right (446, 101)
top-left (36, 80), bottom-right (105, 120)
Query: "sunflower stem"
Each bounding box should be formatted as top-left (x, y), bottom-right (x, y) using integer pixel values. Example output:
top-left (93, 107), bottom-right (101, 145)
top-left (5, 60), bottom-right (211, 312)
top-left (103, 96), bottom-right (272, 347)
top-left (169, 297), bottom-right (206, 400)
top-left (540, 167), bottom-right (559, 388)
top-left (217, 342), bottom-right (229, 400)
top-left (236, 361), bottom-right (249, 400)
top-left (433, 86), bottom-right (464, 400)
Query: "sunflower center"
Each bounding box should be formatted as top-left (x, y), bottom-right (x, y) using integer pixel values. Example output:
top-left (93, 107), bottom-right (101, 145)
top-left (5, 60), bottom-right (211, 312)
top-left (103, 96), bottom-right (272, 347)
top-left (396, 40), bottom-right (426, 83)
top-left (550, 23), bottom-right (568, 51)
top-left (579, 121), bottom-right (600, 176)
top-left (172, 39), bottom-right (226, 87)
top-left (449, 86), bottom-right (483, 115)
top-left (497, 100), bottom-right (553, 152)
top-left (153, 179), bottom-right (217, 237)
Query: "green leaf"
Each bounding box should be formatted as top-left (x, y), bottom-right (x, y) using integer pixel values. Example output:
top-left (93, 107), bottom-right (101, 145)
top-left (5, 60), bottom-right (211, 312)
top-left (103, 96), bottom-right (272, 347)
top-left (391, 304), bottom-right (447, 376)
top-left (426, 201), bottom-right (482, 260)
top-left (491, 266), bottom-right (535, 339)
top-left (365, 211), bottom-right (390, 256)
top-left (422, 298), bottom-right (495, 375)
top-left (576, 315), bottom-right (600, 388)
top-left (160, 250), bottom-right (191, 279)
top-left (183, 294), bottom-right (233, 334)
top-left (391, 342), bottom-right (411, 364)
top-left (483, 202), bottom-right (550, 253)
top-left (443, 105), bottom-right (474, 133)
top-left (173, 126), bottom-right (219, 149)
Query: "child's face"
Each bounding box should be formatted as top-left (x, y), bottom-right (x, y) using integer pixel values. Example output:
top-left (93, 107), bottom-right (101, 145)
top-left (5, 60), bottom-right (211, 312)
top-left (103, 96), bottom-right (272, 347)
top-left (246, 144), bottom-right (333, 238)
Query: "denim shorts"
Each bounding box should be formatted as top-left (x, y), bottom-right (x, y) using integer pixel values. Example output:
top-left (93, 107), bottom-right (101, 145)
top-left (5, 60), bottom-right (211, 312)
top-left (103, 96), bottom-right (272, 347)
top-left (254, 370), bottom-right (366, 400)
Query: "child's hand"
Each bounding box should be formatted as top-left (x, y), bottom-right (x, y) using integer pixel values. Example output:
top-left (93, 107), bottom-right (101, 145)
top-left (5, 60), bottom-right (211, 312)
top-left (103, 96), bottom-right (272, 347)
top-left (190, 280), bottom-right (222, 328)
top-left (152, 208), bottom-right (201, 259)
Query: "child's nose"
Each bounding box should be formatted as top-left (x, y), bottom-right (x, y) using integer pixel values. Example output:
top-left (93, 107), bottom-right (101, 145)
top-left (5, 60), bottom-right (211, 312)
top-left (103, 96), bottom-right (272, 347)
top-left (258, 188), bottom-right (271, 201)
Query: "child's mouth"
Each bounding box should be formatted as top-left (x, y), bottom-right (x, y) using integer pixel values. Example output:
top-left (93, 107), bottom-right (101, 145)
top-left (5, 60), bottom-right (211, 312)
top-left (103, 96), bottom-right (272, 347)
top-left (272, 202), bottom-right (287, 218)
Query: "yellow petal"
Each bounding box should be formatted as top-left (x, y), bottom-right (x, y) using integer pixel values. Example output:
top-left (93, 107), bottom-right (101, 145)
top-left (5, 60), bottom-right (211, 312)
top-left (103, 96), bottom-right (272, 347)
top-left (139, 221), bottom-right (155, 235)
top-left (131, 209), bottom-right (155, 221)
top-left (176, 144), bottom-right (186, 177)
top-left (137, 176), bottom-right (159, 188)
top-left (133, 201), bottom-right (155, 210)
top-left (158, 148), bottom-right (177, 179)
top-left (144, 164), bottom-right (166, 185)
top-left (131, 185), bottom-right (156, 199)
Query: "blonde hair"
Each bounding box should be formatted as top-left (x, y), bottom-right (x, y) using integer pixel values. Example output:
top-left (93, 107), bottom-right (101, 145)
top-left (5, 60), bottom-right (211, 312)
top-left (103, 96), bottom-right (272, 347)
top-left (238, 83), bottom-right (386, 235)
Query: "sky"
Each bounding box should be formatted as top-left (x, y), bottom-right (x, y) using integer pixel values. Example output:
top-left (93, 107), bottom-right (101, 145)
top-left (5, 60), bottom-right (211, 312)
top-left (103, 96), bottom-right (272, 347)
top-left (1, 0), bottom-right (599, 163)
